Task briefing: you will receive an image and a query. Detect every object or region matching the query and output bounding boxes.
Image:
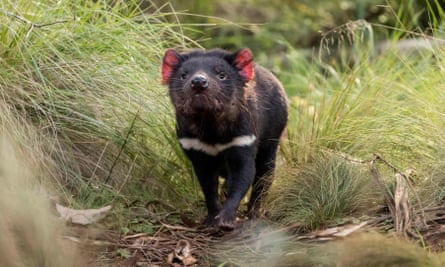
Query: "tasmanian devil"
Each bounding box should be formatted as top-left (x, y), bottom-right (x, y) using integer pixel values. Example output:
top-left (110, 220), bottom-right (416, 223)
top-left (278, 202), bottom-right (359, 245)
top-left (161, 48), bottom-right (288, 229)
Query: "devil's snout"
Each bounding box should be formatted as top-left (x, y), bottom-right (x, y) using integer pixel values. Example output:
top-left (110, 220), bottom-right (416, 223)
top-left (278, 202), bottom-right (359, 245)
top-left (191, 75), bottom-right (209, 91)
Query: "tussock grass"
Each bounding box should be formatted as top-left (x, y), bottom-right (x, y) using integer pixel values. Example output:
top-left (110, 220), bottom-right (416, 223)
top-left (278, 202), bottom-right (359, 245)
top-left (283, 30), bottom-right (445, 168)
top-left (0, 0), bottom-right (198, 215)
top-left (268, 153), bottom-right (375, 230)
top-left (273, 14), bottom-right (445, 228)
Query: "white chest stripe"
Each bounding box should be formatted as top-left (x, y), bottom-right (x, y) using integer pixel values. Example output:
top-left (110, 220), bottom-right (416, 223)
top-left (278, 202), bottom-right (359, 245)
top-left (179, 135), bottom-right (257, 156)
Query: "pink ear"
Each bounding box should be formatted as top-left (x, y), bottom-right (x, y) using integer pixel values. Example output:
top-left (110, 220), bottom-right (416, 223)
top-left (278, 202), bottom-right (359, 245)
top-left (233, 48), bottom-right (254, 81)
top-left (161, 49), bottom-right (181, 84)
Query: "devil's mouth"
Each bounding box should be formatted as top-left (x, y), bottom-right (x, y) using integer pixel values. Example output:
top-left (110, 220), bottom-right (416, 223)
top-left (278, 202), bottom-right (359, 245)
top-left (181, 93), bottom-right (223, 114)
top-left (193, 93), bottom-right (207, 99)
top-left (190, 93), bottom-right (212, 109)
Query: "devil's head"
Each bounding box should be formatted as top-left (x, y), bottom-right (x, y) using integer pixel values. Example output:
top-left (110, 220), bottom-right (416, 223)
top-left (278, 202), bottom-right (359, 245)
top-left (161, 48), bottom-right (254, 118)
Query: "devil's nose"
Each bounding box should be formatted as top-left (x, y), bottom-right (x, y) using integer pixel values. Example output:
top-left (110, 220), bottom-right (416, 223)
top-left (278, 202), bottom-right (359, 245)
top-left (191, 75), bottom-right (209, 90)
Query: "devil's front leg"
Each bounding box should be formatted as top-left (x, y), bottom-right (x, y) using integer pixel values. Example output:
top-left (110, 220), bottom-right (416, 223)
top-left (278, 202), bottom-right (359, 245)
top-left (188, 153), bottom-right (221, 226)
top-left (215, 148), bottom-right (256, 229)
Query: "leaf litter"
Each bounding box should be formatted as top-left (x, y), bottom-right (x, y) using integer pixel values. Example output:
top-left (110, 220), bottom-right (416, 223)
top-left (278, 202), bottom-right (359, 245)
top-left (57, 154), bottom-right (445, 266)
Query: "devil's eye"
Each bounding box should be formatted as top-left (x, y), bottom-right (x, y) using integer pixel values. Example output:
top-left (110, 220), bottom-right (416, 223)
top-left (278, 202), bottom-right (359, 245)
top-left (218, 72), bottom-right (227, 80)
top-left (180, 72), bottom-right (187, 80)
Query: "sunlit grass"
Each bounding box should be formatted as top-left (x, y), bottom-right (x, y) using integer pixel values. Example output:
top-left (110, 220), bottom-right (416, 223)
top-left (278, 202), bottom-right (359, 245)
top-left (0, 0), bottom-right (198, 218)
top-left (272, 19), bottom-right (445, 228)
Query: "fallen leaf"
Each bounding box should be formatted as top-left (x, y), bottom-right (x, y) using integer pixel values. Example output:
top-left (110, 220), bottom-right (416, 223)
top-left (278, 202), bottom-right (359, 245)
top-left (167, 240), bottom-right (197, 266)
top-left (166, 252), bottom-right (174, 265)
top-left (175, 240), bottom-right (191, 259)
top-left (56, 204), bottom-right (112, 225)
top-left (182, 256), bottom-right (197, 266)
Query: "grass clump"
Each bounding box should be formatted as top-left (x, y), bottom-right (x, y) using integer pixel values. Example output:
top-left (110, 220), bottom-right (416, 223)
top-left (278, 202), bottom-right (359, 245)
top-left (270, 9), bottom-right (445, 231)
top-left (0, 0), bottom-right (199, 215)
top-left (283, 30), bottom-right (445, 167)
top-left (268, 153), bottom-right (374, 230)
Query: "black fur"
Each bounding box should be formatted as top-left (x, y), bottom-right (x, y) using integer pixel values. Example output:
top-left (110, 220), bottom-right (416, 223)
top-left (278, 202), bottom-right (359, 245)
top-left (162, 48), bottom-right (288, 229)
